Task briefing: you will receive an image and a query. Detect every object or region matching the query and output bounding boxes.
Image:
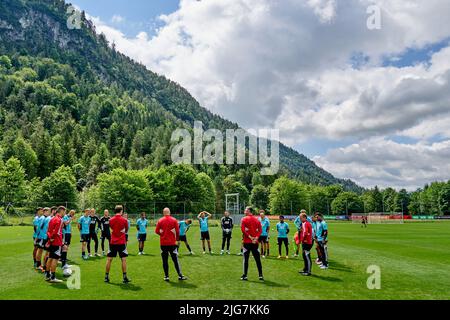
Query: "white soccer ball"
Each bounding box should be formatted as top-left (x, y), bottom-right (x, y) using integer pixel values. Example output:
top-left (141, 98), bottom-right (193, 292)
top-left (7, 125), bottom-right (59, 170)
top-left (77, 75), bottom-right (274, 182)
top-left (63, 268), bottom-right (73, 277)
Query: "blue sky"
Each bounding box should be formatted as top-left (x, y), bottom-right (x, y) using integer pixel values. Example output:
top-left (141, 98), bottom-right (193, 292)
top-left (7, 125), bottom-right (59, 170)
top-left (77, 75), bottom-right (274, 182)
top-left (68, 0), bottom-right (450, 189)
top-left (71, 0), bottom-right (180, 37)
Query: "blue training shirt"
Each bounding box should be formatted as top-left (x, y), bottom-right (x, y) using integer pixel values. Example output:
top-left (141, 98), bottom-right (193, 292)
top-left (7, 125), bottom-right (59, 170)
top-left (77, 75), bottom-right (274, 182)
top-left (33, 216), bottom-right (40, 238)
top-left (179, 221), bottom-right (190, 236)
top-left (259, 217), bottom-right (270, 237)
top-left (38, 216), bottom-right (51, 239)
top-left (78, 216), bottom-right (91, 235)
top-left (136, 218), bottom-right (148, 234)
top-left (316, 220), bottom-right (328, 241)
top-left (199, 217), bottom-right (209, 232)
top-left (276, 221), bottom-right (289, 238)
top-left (63, 215), bottom-right (72, 234)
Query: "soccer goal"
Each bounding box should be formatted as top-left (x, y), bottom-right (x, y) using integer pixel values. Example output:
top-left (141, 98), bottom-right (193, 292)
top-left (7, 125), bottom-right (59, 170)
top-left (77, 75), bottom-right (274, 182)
top-left (225, 193), bottom-right (243, 224)
top-left (352, 212), bottom-right (404, 224)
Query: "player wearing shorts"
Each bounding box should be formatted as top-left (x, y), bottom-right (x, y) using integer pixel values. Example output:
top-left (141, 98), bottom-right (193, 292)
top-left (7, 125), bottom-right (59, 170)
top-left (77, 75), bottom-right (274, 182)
top-left (105, 205), bottom-right (130, 284)
top-left (240, 206), bottom-right (264, 281)
top-left (220, 211), bottom-right (234, 255)
top-left (45, 206), bottom-right (66, 283)
top-left (300, 213), bottom-right (313, 276)
top-left (78, 209), bottom-right (91, 260)
top-left (178, 219), bottom-right (194, 254)
top-left (258, 210), bottom-right (270, 258)
top-left (60, 209), bottom-right (74, 269)
top-left (32, 207), bottom-right (43, 268)
top-left (156, 208), bottom-right (187, 281)
top-left (136, 212), bottom-right (148, 255)
top-left (276, 216), bottom-right (290, 259)
top-left (198, 211), bottom-right (213, 254)
top-left (87, 208), bottom-right (101, 257)
top-left (35, 207), bottom-right (50, 272)
top-left (315, 213), bottom-right (329, 269)
top-left (100, 209), bottom-right (111, 255)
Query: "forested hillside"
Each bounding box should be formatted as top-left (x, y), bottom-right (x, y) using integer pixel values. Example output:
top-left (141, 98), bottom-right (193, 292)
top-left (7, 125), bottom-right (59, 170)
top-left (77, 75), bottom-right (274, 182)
top-left (0, 0), bottom-right (371, 217)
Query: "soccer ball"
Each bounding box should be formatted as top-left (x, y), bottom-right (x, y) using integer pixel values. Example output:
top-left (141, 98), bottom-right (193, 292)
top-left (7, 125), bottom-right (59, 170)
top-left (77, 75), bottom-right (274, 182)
top-left (63, 268), bottom-right (73, 277)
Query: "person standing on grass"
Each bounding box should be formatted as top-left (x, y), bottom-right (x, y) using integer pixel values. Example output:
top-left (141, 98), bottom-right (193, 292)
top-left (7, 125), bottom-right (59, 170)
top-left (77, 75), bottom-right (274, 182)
top-left (155, 208), bottom-right (187, 282)
top-left (105, 205), bottom-right (130, 284)
top-left (276, 216), bottom-right (290, 259)
top-left (87, 208), bottom-right (101, 257)
top-left (315, 213), bottom-right (329, 269)
top-left (123, 213), bottom-right (131, 243)
top-left (198, 211), bottom-right (213, 254)
top-left (100, 209), bottom-right (111, 256)
top-left (178, 219), bottom-right (194, 255)
top-left (35, 207), bottom-right (50, 272)
top-left (299, 213), bottom-right (313, 276)
top-left (78, 209), bottom-right (91, 260)
top-left (258, 210), bottom-right (270, 258)
top-left (60, 209), bottom-right (75, 269)
top-left (240, 206), bottom-right (264, 281)
top-left (220, 211), bottom-right (234, 255)
top-left (136, 212), bottom-right (148, 255)
top-left (32, 207), bottom-right (43, 268)
top-left (43, 206), bottom-right (56, 276)
top-left (45, 206), bottom-right (66, 283)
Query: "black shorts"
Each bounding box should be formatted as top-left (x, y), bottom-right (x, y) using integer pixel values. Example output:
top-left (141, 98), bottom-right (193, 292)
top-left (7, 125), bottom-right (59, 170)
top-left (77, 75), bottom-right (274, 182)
top-left (138, 233), bottom-right (147, 242)
top-left (80, 234), bottom-right (90, 243)
top-left (278, 237), bottom-right (289, 246)
top-left (37, 238), bottom-right (48, 249)
top-left (179, 235), bottom-right (187, 242)
top-left (259, 235), bottom-right (268, 243)
top-left (200, 231), bottom-right (210, 240)
top-left (63, 233), bottom-right (72, 245)
top-left (107, 244), bottom-right (128, 258)
top-left (48, 245), bottom-right (62, 259)
top-left (222, 232), bottom-right (232, 239)
top-left (101, 232), bottom-right (111, 241)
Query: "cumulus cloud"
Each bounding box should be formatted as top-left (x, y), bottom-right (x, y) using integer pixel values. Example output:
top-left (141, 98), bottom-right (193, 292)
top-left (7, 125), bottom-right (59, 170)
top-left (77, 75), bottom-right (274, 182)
top-left (87, 0), bottom-right (450, 188)
top-left (314, 138), bottom-right (450, 190)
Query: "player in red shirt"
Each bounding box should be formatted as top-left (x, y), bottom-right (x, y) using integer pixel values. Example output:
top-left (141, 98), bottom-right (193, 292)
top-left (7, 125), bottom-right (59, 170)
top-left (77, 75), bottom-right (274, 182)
top-left (155, 208), bottom-right (187, 281)
top-left (299, 213), bottom-right (313, 276)
top-left (45, 206), bottom-right (65, 283)
top-left (240, 206), bottom-right (264, 281)
top-left (104, 205), bottom-right (130, 284)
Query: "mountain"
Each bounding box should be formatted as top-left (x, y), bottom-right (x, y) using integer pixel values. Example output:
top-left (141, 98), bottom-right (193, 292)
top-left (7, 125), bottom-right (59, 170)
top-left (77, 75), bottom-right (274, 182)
top-left (0, 0), bottom-right (362, 192)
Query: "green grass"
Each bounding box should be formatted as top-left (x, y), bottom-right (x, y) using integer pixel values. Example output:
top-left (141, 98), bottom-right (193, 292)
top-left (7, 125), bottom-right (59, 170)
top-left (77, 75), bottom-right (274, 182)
top-left (1, 221), bottom-right (450, 300)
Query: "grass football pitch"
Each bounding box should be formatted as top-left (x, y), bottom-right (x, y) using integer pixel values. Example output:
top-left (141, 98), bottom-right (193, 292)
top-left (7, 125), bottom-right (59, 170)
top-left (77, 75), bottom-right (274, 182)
top-left (1, 221), bottom-right (449, 300)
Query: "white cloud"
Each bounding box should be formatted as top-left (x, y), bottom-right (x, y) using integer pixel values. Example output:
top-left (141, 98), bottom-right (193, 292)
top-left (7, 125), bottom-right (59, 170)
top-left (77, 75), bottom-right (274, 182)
top-left (111, 14), bottom-right (125, 24)
top-left (87, 0), bottom-right (450, 189)
top-left (314, 138), bottom-right (450, 190)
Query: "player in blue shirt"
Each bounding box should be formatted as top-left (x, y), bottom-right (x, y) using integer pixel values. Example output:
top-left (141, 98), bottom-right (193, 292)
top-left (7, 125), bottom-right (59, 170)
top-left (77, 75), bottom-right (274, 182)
top-left (315, 213), bottom-right (329, 269)
top-left (123, 213), bottom-right (131, 243)
top-left (258, 210), bottom-right (271, 258)
top-left (78, 209), bottom-right (91, 260)
top-left (276, 216), bottom-right (290, 259)
top-left (35, 208), bottom-right (50, 271)
top-left (32, 207), bottom-right (43, 268)
top-left (198, 211), bottom-right (213, 254)
top-left (178, 219), bottom-right (194, 254)
top-left (136, 212), bottom-right (148, 255)
top-left (61, 209), bottom-right (75, 269)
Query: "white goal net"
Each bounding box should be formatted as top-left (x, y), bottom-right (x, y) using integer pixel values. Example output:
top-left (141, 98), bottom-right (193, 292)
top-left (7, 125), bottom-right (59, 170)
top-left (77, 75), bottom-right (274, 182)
top-left (352, 213), bottom-right (404, 224)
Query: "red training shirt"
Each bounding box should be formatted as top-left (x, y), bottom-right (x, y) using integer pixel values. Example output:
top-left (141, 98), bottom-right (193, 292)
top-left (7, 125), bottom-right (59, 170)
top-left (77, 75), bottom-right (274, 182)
top-left (300, 220), bottom-right (313, 245)
top-left (155, 215), bottom-right (179, 246)
top-left (241, 214), bottom-right (262, 244)
top-left (47, 214), bottom-right (63, 246)
top-left (109, 214), bottom-right (128, 245)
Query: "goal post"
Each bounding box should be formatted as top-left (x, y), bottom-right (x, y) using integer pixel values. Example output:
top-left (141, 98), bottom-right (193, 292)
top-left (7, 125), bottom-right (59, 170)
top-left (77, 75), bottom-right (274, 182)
top-left (351, 212), bottom-right (404, 224)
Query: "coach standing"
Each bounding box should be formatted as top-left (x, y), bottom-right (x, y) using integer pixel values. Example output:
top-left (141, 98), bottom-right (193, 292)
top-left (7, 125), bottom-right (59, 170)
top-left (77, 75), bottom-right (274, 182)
top-left (299, 213), bottom-right (313, 276)
top-left (155, 208), bottom-right (187, 282)
top-left (104, 205), bottom-right (130, 284)
top-left (240, 206), bottom-right (264, 281)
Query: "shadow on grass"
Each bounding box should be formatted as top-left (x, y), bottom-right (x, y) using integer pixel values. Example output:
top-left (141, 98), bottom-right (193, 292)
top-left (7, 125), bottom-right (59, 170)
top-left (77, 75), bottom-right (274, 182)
top-left (247, 279), bottom-right (287, 288)
top-left (310, 274), bottom-right (343, 283)
top-left (107, 282), bottom-right (143, 291)
top-left (328, 260), bottom-right (353, 273)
